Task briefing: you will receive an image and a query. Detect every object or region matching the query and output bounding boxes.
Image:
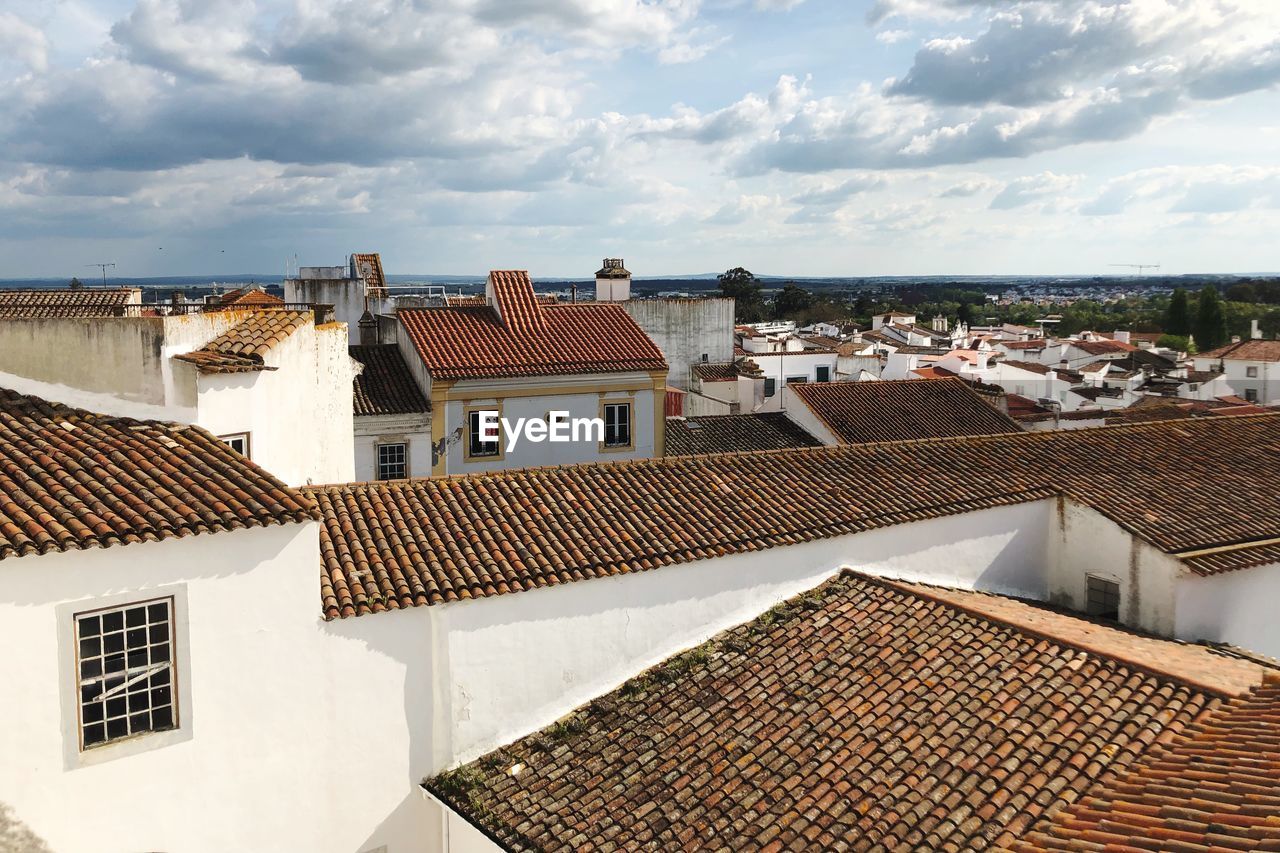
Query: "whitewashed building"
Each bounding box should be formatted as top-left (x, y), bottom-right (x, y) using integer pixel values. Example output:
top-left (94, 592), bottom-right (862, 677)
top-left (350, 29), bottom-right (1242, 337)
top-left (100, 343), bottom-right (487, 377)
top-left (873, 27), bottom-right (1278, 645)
top-left (1193, 337), bottom-right (1280, 404)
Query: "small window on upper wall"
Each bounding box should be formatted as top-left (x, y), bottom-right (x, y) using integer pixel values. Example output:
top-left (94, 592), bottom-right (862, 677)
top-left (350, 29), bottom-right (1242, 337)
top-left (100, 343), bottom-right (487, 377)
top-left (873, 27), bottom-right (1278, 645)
top-left (815, 365), bottom-right (831, 382)
top-left (1246, 366), bottom-right (1259, 378)
top-left (218, 433), bottom-right (250, 457)
top-left (376, 443), bottom-right (407, 480)
top-left (603, 402), bottom-right (632, 448)
top-left (1085, 576), bottom-right (1120, 621)
top-left (75, 598), bottom-right (177, 750)
top-left (763, 378), bottom-right (777, 397)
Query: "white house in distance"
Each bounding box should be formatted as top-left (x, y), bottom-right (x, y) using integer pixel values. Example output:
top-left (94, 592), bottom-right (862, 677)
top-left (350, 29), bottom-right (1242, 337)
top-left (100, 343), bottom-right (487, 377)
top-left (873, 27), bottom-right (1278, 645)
top-left (0, 295), bottom-right (354, 486)
top-left (1193, 333), bottom-right (1280, 404)
top-left (349, 344), bottom-right (432, 481)
top-left (394, 270), bottom-right (669, 474)
top-left (736, 327), bottom-right (839, 412)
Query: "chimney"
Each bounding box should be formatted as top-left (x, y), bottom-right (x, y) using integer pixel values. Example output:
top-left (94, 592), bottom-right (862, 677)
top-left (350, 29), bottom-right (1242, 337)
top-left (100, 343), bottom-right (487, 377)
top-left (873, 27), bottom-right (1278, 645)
top-left (358, 310), bottom-right (377, 346)
top-left (170, 291), bottom-right (185, 312)
top-left (1252, 319), bottom-right (1262, 340)
top-left (976, 352), bottom-right (989, 371)
top-left (595, 258), bottom-right (631, 302)
top-left (932, 315), bottom-right (948, 332)
top-left (1113, 330), bottom-right (1130, 344)
top-left (1231, 335), bottom-right (1242, 344)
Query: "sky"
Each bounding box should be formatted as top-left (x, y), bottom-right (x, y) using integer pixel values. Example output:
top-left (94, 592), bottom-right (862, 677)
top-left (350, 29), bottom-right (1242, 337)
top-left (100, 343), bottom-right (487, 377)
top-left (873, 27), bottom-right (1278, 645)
top-left (2, 0), bottom-right (1279, 279)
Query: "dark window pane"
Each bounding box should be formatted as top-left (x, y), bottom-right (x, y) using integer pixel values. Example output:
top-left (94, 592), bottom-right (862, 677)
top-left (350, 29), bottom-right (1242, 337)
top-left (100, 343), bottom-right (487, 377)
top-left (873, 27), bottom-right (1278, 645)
top-left (104, 653), bottom-right (126, 674)
top-left (83, 723), bottom-right (105, 746)
top-left (80, 658), bottom-right (102, 679)
top-left (105, 698), bottom-right (127, 720)
top-left (152, 644), bottom-right (170, 664)
top-left (79, 615), bottom-right (101, 637)
top-left (148, 603), bottom-right (167, 623)
top-left (126, 628), bottom-right (147, 648)
top-left (82, 702), bottom-right (104, 724)
top-left (150, 623), bottom-right (169, 643)
top-left (106, 717), bottom-right (128, 740)
top-left (81, 683), bottom-right (102, 703)
top-left (104, 633), bottom-right (124, 654)
top-left (152, 685), bottom-right (172, 707)
top-left (152, 706), bottom-right (173, 729)
top-left (126, 607), bottom-right (146, 628)
top-left (128, 648), bottom-right (148, 669)
top-left (128, 691), bottom-right (150, 713)
top-left (129, 712), bottom-right (151, 733)
top-left (150, 671), bottom-right (168, 689)
top-left (79, 637), bottom-right (100, 658)
top-left (102, 611), bottom-right (123, 632)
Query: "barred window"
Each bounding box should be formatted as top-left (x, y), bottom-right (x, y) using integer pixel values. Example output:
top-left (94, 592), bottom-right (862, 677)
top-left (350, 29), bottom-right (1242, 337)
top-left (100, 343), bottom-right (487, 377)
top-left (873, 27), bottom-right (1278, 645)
top-left (1085, 577), bottom-right (1120, 621)
top-left (75, 598), bottom-right (176, 750)
top-left (377, 443), bottom-right (407, 480)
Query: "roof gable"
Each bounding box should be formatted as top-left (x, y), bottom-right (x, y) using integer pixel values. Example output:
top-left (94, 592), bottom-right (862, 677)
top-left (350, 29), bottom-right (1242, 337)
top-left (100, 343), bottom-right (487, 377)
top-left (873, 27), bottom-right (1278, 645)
top-left (174, 310), bottom-right (311, 373)
top-left (0, 288), bottom-right (137, 319)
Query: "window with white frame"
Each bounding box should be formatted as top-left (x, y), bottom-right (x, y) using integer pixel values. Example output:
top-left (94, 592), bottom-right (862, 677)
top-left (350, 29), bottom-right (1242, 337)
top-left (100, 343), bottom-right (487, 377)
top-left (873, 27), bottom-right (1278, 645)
top-left (603, 402), bottom-right (632, 448)
top-left (75, 598), bottom-right (176, 749)
top-left (467, 409), bottom-right (501, 458)
top-left (376, 442), bottom-right (407, 480)
top-left (1247, 366), bottom-right (1259, 378)
top-left (218, 432), bottom-right (250, 457)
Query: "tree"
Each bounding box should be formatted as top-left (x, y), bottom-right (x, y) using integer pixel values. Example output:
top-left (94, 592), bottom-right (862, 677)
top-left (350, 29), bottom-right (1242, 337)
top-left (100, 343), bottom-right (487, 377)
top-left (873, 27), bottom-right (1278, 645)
top-left (1226, 281), bottom-right (1258, 303)
top-left (68, 276), bottom-right (84, 290)
top-left (1194, 285), bottom-right (1229, 350)
top-left (1164, 288), bottom-right (1192, 336)
top-left (773, 283), bottom-right (814, 319)
top-left (717, 267), bottom-right (765, 322)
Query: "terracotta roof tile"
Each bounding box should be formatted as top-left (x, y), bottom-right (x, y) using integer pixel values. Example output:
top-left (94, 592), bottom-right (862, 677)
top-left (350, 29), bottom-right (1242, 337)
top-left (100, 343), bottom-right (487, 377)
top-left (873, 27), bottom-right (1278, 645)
top-left (1198, 338), bottom-right (1280, 362)
top-left (349, 345), bottom-right (429, 416)
top-left (791, 378), bottom-right (1023, 444)
top-left (398, 272), bottom-right (666, 381)
top-left (1013, 676), bottom-right (1280, 852)
top-left (307, 413), bottom-right (1280, 619)
top-left (427, 572), bottom-right (1258, 851)
top-left (665, 413), bottom-right (822, 456)
top-left (0, 387), bottom-right (317, 562)
top-left (174, 310), bottom-right (311, 373)
top-left (0, 288), bottom-right (136, 318)
top-left (1069, 339), bottom-right (1137, 356)
top-left (352, 253), bottom-right (388, 297)
top-left (212, 286), bottom-right (284, 307)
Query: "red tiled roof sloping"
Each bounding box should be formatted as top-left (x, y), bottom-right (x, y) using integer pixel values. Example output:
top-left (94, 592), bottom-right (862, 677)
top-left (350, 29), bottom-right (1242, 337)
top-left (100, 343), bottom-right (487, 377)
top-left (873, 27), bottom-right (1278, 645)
top-left (791, 378), bottom-right (1023, 444)
top-left (308, 413), bottom-right (1280, 619)
top-left (174, 310), bottom-right (311, 373)
top-left (352, 253), bottom-right (387, 297)
top-left (349, 345), bottom-right (429, 416)
top-left (488, 270), bottom-right (546, 335)
top-left (665, 413), bottom-right (822, 456)
top-left (398, 289), bottom-right (667, 382)
top-left (0, 388), bottom-right (317, 562)
top-left (1069, 339), bottom-right (1136, 356)
top-left (426, 572), bottom-right (1236, 852)
top-left (215, 287), bottom-right (284, 307)
top-left (0, 288), bottom-right (136, 318)
top-left (1013, 675), bottom-right (1280, 852)
top-left (1198, 338), bottom-right (1280, 362)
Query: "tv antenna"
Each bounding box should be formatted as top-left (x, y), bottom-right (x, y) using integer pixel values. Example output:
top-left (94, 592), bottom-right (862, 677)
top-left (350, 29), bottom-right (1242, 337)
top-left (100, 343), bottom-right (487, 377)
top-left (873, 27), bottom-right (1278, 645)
top-left (1109, 263), bottom-right (1161, 274)
top-left (86, 262), bottom-right (116, 286)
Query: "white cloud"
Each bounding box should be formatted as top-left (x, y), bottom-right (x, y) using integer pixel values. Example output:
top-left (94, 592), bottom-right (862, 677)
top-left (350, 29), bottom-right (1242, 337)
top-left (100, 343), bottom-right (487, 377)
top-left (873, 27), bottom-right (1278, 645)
top-left (988, 171), bottom-right (1080, 209)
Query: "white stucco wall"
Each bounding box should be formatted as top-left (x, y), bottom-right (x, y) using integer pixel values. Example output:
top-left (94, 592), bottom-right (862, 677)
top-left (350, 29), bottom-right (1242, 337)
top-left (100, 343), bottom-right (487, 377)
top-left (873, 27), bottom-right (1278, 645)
top-left (780, 386), bottom-right (841, 445)
top-left (0, 523), bottom-right (434, 853)
top-left (355, 414), bottom-right (433, 480)
top-left (441, 374), bottom-right (659, 473)
top-left (621, 298), bottom-right (735, 389)
top-left (1191, 356), bottom-right (1279, 404)
top-left (193, 322), bottom-right (355, 486)
top-left (1046, 499), bottom-right (1182, 636)
top-left (748, 352), bottom-right (840, 412)
top-left (1175, 562), bottom-right (1280, 657)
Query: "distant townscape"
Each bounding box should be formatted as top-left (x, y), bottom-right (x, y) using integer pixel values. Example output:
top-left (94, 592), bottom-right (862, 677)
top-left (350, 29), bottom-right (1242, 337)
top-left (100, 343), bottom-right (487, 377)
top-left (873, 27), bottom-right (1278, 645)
top-left (2, 255), bottom-right (1279, 852)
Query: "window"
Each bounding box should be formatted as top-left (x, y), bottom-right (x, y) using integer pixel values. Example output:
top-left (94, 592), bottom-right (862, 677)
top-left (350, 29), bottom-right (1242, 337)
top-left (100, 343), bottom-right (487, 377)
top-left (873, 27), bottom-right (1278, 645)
top-left (1247, 366), bottom-right (1259, 378)
top-left (1189, 383), bottom-right (1199, 391)
top-left (467, 408), bottom-right (501, 458)
top-left (764, 378), bottom-right (777, 397)
top-left (603, 402), bottom-right (632, 448)
top-left (815, 365), bottom-right (831, 382)
top-left (218, 432), bottom-right (250, 457)
top-left (786, 375), bottom-right (807, 385)
top-left (1245, 388), bottom-right (1259, 403)
top-left (1085, 577), bottom-right (1120, 621)
top-left (376, 443), bottom-right (407, 480)
top-left (75, 598), bottom-right (176, 750)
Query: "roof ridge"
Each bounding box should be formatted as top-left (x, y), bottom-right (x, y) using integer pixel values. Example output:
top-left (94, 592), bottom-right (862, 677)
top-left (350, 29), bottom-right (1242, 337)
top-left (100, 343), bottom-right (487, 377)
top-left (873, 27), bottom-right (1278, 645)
top-left (873, 574), bottom-right (1268, 698)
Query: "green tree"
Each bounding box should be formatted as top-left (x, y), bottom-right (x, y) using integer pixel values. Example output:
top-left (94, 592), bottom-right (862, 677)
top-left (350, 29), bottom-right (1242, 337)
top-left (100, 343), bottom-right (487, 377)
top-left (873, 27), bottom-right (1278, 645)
top-left (1226, 281), bottom-right (1258, 303)
top-left (717, 267), bottom-right (765, 322)
top-left (1194, 285), bottom-right (1229, 350)
top-left (1156, 334), bottom-right (1193, 353)
top-left (773, 283), bottom-right (814, 319)
top-left (68, 276), bottom-right (84, 290)
top-left (1165, 288), bottom-right (1192, 336)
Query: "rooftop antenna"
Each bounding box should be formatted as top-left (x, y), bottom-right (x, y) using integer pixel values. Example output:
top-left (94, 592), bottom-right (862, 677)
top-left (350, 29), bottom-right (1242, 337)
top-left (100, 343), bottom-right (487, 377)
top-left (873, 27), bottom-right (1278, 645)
top-left (86, 262), bottom-right (116, 286)
top-left (1108, 263), bottom-right (1161, 274)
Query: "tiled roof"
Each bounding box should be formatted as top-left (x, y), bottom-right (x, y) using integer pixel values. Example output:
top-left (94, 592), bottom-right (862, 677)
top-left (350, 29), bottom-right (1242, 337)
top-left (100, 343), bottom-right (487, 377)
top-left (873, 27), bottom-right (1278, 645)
top-left (352, 252), bottom-right (388, 297)
top-left (665, 413), bottom-right (822, 456)
top-left (1002, 359), bottom-right (1054, 375)
top-left (1198, 338), bottom-right (1280, 362)
top-left (1000, 339), bottom-right (1048, 350)
top-left (398, 272), bottom-right (667, 381)
top-left (349, 345), bottom-right (429, 416)
top-left (0, 287), bottom-right (136, 318)
top-left (1068, 339), bottom-right (1136, 356)
top-left (307, 412), bottom-right (1280, 619)
top-left (791, 378), bottom-right (1023, 444)
top-left (0, 388), bottom-right (317, 561)
top-left (1014, 675), bottom-right (1280, 852)
top-left (426, 572), bottom-right (1262, 851)
top-left (213, 286), bottom-right (284, 307)
top-left (691, 359), bottom-right (761, 382)
top-left (1180, 538), bottom-right (1280, 576)
top-left (174, 310), bottom-right (311, 373)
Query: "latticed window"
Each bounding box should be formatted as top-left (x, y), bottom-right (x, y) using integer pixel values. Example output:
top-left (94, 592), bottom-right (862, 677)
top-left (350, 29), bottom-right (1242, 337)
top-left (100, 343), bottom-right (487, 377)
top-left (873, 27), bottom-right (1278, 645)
top-left (1085, 577), bottom-right (1120, 621)
top-left (603, 403), bottom-right (632, 448)
top-left (75, 598), bottom-right (176, 749)
top-left (377, 443), bottom-right (407, 480)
